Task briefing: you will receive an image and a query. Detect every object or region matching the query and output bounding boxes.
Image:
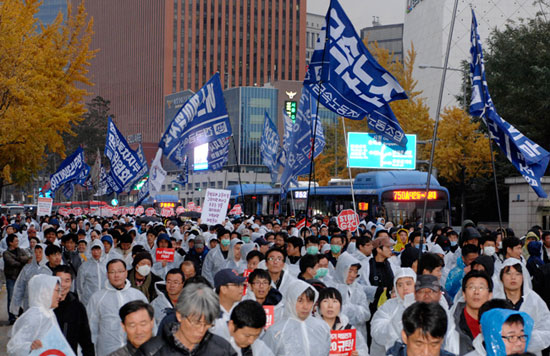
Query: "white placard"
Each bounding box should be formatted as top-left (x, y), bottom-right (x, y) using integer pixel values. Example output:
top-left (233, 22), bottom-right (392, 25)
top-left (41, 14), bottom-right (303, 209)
top-left (200, 189), bottom-right (231, 225)
top-left (37, 197), bottom-right (53, 216)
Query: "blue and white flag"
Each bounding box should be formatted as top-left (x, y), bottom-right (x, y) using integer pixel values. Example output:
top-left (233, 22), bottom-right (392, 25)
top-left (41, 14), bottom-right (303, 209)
top-left (207, 137), bottom-right (230, 171)
top-left (303, 0), bottom-right (408, 146)
top-left (469, 10), bottom-right (549, 198)
top-left (278, 111), bottom-right (294, 166)
top-left (135, 177), bottom-right (150, 206)
top-left (104, 117), bottom-right (148, 193)
top-left (149, 148), bottom-right (166, 195)
top-left (260, 112), bottom-right (280, 182)
top-left (159, 73), bottom-right (232, 167)
top-left (50, 147), bottom-right (90, 197)
top-left (172, 156), bottom-right (189, 185)
top-left (29, 324), bottom-right (76, 356)
top-left (280, 90), bottom-right (326, 191)
top-left (95, 165), bottom-right (114, 196)
top-left (62, 182), bottom-right (75, 200)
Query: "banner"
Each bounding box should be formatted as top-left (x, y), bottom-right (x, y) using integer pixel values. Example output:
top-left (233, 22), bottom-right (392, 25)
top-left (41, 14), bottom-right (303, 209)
top-left (37, 197), bottom-right (53, 216)
top-left (277, 111), bottom-right (294, 166)
top-left (263, 305), bottom-right (275, 330)
top-left (156, 248), bottom-right (175, 262)
top-left (303, 0), bottom-right (408, 146)
top-left (50, 147), bottom-right (90, 196)
top-left (469, 10), bottom-right (550, 198)
top-left (260, 112), bottom-right (280, 183)
top-left (104, 117), bottom-right (148, 193)
top-left (280, 91), bottom-right (326, 192)
top-left (172, 156), bottom-right (189, 185)
top-left (337, 209), bottom-right (359, 232)
top-left (149, 148), bottom-right (167, 194)
top-left (330, 329), bottom-right (356, 356)
top-left (159, 73), bottom-right (231, 167)
top-left (200, 189), bottom-right (231, 225)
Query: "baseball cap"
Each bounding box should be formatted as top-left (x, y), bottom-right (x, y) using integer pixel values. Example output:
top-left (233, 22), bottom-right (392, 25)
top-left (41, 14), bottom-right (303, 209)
top-left (214, 269), bottom-right (246, 289)
top-left (415, 274), bottom-right (441, 292)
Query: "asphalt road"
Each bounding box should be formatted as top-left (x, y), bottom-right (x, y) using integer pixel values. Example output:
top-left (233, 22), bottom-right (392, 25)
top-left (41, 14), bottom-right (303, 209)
top-left (0, 284), bottom-right (12, 352)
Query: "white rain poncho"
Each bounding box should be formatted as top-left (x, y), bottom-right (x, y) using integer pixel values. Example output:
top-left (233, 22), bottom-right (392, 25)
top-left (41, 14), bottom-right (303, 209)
top-left (210, 316), bottom-right (275, 356)
top-left (224, 239), bottom-right (246, 273)
top-left (86, 279), bottom-right (148, 356)
top-left (329, 252), bottom-right (370, 340)
top-left (9, 243), bottom-right (46, 314)
top-left (150, 281), bottom-right (173, 325)
top-left (262, 279), bottom-right (331, 356)
top-left (7, 274), bottom-right (61, 356)
top-left (370, 267), bottom-right (417, 355)
top-left (76, 239), bottom-right (107, 306)
top-left (202, 245), bottom-right (231, 285)
top-left (494, 257), bottom-right (550, 355)
top-left (242, 288), bottom-right (285, 326)
top-left (316, 312), bottom-right (369, 355)
top-left (351, 249), bottom-right (377, 302)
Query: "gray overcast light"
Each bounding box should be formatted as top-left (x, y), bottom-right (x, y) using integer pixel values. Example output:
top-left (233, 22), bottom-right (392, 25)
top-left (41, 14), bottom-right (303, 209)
top-left (307, 0), bottom-right (407, 31)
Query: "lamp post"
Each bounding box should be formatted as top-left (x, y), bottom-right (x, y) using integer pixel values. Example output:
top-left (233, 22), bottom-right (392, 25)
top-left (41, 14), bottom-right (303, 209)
top-left (418, 65), bottom-right (468, 110)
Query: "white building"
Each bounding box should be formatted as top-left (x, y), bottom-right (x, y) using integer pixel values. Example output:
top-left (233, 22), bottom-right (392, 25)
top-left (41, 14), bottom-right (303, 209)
top-left (403, 0), bottom-right (540, 118)
top-left (306, 13), bottom-right (325, 65)
top-left (506, 176), bottom-right (550, 235)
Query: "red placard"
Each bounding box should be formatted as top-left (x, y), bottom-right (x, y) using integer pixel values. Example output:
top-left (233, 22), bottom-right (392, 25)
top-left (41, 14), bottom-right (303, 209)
top-left (242, 269), bottom-right (253, 296)
top-left (229, 204), bottom-right (242, 216)
top-left (336, 209), bottom-right (359, 232)
top-left (187, 202), bottom-right (195, 210)
top-left (330, 329), bottom-right (356, 356)
top-left (176, 206), bottom-right (185, 215)
top-left (195, 206), bottom-right (202, 212)
top-left (135, 206), bottom-right (144, 215)
top-left (73, 207), bottom-right (83, 215)
top-left (156, 248), bottom-right (175, 262)
top-left (263, 305), bottom-right (275, 329)
top-left (145, 207), bottom-right (156, 216)
top-left (161, 207), bottom-right (174, 217)
top-left (58, 207), bottom-right (69, 216)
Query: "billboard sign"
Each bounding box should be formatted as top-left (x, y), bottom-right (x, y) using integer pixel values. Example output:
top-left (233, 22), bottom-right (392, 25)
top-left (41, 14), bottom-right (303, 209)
top-left (347, 133), bottom-right (416, 170)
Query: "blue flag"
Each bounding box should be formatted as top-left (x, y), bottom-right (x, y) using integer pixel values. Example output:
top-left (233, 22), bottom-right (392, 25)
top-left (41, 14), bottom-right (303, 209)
top-left (95, 165), bottom-right (114, 196)
top-left (277, 111), bottom-right (294, 167)
top-left (172, 156), bottom-right (189, 185)
top-left (135, 177), bottom-right (150, 206)
top-left (469, 10), bottom-right (549, 198)
top-left (261, 112), bottom-right (280, 183)
top-left (104, 117), bottom-right (148, 193)
top-left (62, 182), bottom-right (74, 200)
top-left (280, 90), bottom-right (326, 191)
top-left (50, 147), bottom-right (90, 197)
top-left (303, 0), bottom-right (408, 146)
top-left (159, 73), bottom-right (231, 167)
top-left (207, 137), bottom-right (230, 171)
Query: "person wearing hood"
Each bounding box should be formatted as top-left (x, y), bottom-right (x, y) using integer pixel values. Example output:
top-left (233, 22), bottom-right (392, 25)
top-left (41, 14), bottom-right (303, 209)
top-left (371, 267), bottom-right (417, 355)
top-left (316, 287), bottom-right (369, 356)
top-left (7, 274), bottom-right (62, 356)
top-left (211, 300), bottom-right (274, 356)
top-left (445, 244), bottom-right (480, 300)
top-left (9, 243), bottom-right (46, 316)
top-left (152, 233), bottom-right (184, 279)
top-left (202, 228), bottom-right (233, 285)
top-left (522, 231), bottom-right (539, 260)
top-left (53, 265), bottom-right (95, 356)
top-left (151, 269), bottom-right (185, 325)
top-left (129, 251), bottom-right (163, 302)
top-left (101, 234), bottom-right (124, 264)
top-left (76, 239), bottom-right (108, 306)
top-left (61, 233), bottom-right (82, 276)
top-left (493, 258), bottom-right (550, 354)
top-left (264, 247), bottom-right (296, 298)
top-left (329, 252), bottom-right (370, 341)
top-left (86, 259), bottom-right (148, 356)
top-left (113, 232), bottom-right (135, 268)
top-left (526, 241), bottom-right (544, 295)
top-left (479, 308), bottom-right (534, 356)
top-left (262, 279), bottom-right (331, 356)
top-left (243, 268), bottom-right (285, 324)
top-left (224, 239), bottom-right (246, 273)
top-left (386, 302), bottom-right (456, 356)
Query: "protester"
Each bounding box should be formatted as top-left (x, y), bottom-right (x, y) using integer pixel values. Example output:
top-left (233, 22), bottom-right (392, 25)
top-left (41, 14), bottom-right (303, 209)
top-left (262, 279), bottom-right (331, 356)
top-left (202, 228), bottom-right (233, 284)
top-left (87, 259), bottom-right (148, 356)
top-left (213, 268), bottom-right (246, 327)
top-left (129, 251), bottom-right (162, 302)
top-left (76, 239), bottom-right (107, 306)
top-left (9, 243), bottom-right (44, 315)
top-left (151, 268), bottom-right (185, 325)
top-left (3, 233), bottom-right (31, 324)
top-left (243, 268), bottom-right (284, 323)
top-left (480, 309), bottom-right (534, 356)
top-left (264, 247), bottom-right (295, 297)
top-left (109, 301), bottom-right (155, 356)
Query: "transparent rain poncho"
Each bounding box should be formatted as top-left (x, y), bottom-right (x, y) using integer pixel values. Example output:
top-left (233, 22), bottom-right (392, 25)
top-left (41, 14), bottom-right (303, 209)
top-left (480, 308), bottom-right (534, 356)
top-left (76, 239), bottom-right (107, 306)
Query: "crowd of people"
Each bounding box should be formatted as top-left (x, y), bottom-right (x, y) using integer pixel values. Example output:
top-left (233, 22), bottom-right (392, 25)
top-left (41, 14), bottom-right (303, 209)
top-left (2, 212), bottom-right (550, 356)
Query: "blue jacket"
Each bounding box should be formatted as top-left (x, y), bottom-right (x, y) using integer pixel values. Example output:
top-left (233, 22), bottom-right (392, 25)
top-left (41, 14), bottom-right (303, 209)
top-left (445, 257), bottom-right (465, 299)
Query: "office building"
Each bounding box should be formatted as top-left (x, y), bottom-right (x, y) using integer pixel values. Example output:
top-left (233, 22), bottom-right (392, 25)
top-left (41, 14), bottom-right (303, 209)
top-left (306, 12), bottom-right (325, 64)
top-left (361, 22), bottom-right (404, 63)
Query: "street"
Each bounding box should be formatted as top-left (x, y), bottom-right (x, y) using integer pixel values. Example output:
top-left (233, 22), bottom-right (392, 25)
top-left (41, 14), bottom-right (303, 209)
top-left (0, 284), bottom-right (12, 351)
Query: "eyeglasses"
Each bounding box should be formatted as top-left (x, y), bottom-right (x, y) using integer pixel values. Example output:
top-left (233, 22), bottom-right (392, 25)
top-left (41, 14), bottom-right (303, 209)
top-left (251, 281), bottom-right (270, 286)
top-left (465, 285), bottom-right (489, 292)
top-left (502, 335), bottom-right (527, 343)
top-left (267, 257), bottom-right (284, 262)
top-left (185, 316), bottom-right (212, 328)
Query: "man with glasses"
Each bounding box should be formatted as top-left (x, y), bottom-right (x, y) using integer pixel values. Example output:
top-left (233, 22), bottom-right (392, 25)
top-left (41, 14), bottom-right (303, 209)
top-left (151, 268), bottom-right (185, 325)
top-left (451, 270), bottom-right (493, 355)
top-left (86, 259), bottom-right (148, 356)
top-left (265, 247), bottom-right (296, 298)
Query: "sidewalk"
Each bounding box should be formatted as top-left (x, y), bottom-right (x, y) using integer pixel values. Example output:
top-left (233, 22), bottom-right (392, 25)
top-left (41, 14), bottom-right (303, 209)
top-left (0, 284), bottom-right (12, 351)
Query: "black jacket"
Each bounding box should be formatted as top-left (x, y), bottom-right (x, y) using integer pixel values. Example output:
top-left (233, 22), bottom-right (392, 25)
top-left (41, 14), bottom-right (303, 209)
top-left (3, 248), bottom-right (30, 280)
top-left (452, 302), bottom-right (475, 355)
top-left (62, 249), bottom-right (82, 276)
top-left (54, 291), bottom-right (95, 356)
top-left (137, 322), bottom-right (237, 356)
top-left (387, 341), bottom-right (456, 356)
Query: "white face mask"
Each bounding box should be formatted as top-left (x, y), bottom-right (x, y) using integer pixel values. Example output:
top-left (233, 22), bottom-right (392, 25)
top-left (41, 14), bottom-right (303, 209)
top-left (136, 264), bottom-right (151, 277)
top-left (483, 246), bottom-right (496, 256)
top-left (497, 241), bottom-right (503, 249)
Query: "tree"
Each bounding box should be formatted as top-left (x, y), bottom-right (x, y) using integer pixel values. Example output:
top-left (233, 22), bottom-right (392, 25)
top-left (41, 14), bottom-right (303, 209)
top-left (0, 0), bottom-right (95, 198)
top-left (432, 107), bottom-right (492, 222)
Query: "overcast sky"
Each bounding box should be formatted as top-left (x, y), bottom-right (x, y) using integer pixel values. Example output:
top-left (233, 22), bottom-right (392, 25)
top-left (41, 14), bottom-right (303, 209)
top-left (307, 0), bottom-right (407, 30)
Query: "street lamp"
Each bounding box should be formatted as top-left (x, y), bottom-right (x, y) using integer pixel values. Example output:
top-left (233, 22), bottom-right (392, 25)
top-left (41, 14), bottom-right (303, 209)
top-left (418, 65), bottom-right (468, 110)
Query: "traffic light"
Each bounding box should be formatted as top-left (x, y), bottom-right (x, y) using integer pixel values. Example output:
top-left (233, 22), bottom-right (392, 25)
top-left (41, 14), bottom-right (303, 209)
top-left (173, 186), bottom-right (179, 191)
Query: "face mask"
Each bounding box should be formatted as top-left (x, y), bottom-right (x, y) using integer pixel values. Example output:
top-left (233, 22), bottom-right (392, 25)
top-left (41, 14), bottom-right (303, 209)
top-left (315, 267), bottom-right (328, 279)
top-left (483, 246), bottom-right (496, 256)
top-left (331, 245), bottom-right (342, 254)
top-left (414, 244), bottom-right (420, 249)
top-left (498, 241), bottom-right (503, 249)
top-left (307, 246), bottom-right (319, 255)
top-left (450, 241), bottom-right (458, 247)
top-left (136, 264), bottom-right (151, 277)
top-left (242, 236), bottom-right (251, 243)
top-left (221, 238), bottom-right (230, 247)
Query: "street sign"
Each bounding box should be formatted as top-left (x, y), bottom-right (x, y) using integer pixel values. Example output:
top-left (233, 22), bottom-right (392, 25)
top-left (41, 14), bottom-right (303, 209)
top-left (337, 209), bottom-right (359, 232)
top-left (347, 133), bottom-right (416, 169)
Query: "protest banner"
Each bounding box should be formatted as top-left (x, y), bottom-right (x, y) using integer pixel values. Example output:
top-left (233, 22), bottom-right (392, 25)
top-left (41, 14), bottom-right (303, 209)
top-left (263, 305), bottom-right (275, 330)
top-left (330, 329), bottom-right (356, 356)
top-left (37, 197), bottom-right (53, 216)
top-left (337, 209), bottom-right (359, 232)
top-left (200, 189), bottom-right (231, 225)
top-left (156, 248), bottom-right (175, 262)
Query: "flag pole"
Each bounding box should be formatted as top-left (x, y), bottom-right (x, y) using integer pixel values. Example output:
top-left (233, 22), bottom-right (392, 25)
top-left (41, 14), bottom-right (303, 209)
top-left (341, 117), bottom-right (358, 217)
top-left (230, 135), bottom-right (244, 209)
top-left (420, 0), bottom-right (460, 243)
top-left (488, 133), bottom-right (504, 232)
top-left (305, 1), bottom-right (331, 220)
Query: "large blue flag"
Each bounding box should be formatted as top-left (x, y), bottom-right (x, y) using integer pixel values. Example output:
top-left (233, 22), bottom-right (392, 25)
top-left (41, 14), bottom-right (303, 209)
top-left (469, 10), bottom-right (549, 198)
top-left (280, 90), bottom-right (326, 191)
top-left (277, 111), bottom-right (294, 166)
top-left (207, 137), bottom-right (230, 171)
top-left (159, 73), bottom-right (231, 167)
top-left (50, 147), bottom-right (90, 197)
top-left (260, 112), bottom-right (280, 183)
top-left (104, 117), bottom-right (148, 193)
top-left (303, 0), bottom-right (408, 146)
top-left (172, 156), bottom-right (189, 186)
